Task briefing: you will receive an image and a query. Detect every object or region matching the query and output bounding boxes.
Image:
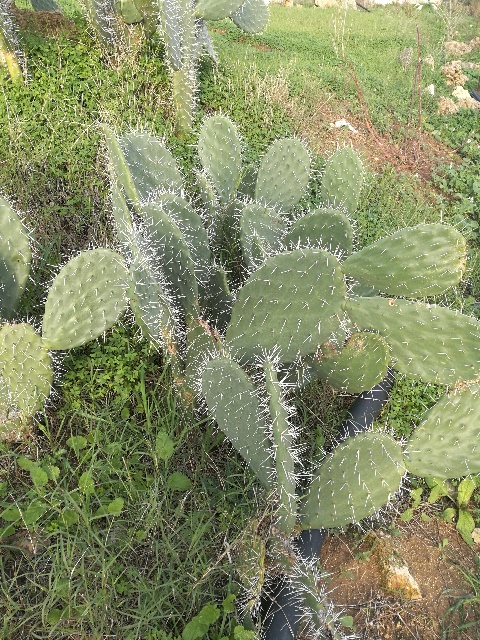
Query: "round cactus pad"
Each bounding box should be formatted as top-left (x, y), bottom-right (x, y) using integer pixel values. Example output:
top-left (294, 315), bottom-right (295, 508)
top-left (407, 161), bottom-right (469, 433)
top-left (343, 224), bottom-right (466, 297)
top-left (0, 196), bottom-right (31, 320)
top-left (226, 248), bottom-right (346, 363)
top-left (230, 0), bottom-right (269, 33)
top-left (0, 323), bottom-right (53, 415)
top-left (346, 296), bottom-right (480, 385)
top-left (283, 207), bottom-right (354, 256)
top-left (42, 249), bottom-right (129, 350)
top-left (405, 385), bottom-right (480, 479)
top-left (302, 432), bottom-right (405, 529)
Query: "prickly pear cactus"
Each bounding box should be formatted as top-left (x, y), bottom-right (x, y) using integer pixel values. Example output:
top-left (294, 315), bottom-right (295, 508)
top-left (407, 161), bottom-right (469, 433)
top-left (302, 432), bottom-right (405, 529)
top-left (0, 195), bottom-right (129, 437)
top-left (103, 121), bottom-right (480, 637)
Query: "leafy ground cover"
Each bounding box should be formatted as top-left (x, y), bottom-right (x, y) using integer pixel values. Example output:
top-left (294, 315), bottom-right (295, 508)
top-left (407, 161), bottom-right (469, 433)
top-left (1, 2), bottom-right (480, 638)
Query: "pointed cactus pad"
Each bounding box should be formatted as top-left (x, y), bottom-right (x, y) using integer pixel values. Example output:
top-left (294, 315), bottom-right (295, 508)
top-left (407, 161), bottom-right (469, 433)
top-left (201, 357), bottom-right (274, 489)
top-left (42, 249), bottom-right (129, 350)
top-left (198, 115), bottom-right (243, 206)
top-left (255, 138), bottom-right (310, 212)
top-left (346, 296), bottom-right (480, 385)
top-left (343, 224), bottom-right (466, 297)
top-left (139, 200), bottom-right (199, 316)
top-left (319, 147), bottom-right (364, 215)
top-left (0, 323), bottom-right (53, 417)
top-left (264, 359), bottom-right (297, 534)
top-left (226, 248), bottom-right (346, 363)
top-left (302, 432), bottom-right (405, 529)
top-left (0, 196), bottom-right (31, 320)
top-left (404, 385), bottom-right (480, 479)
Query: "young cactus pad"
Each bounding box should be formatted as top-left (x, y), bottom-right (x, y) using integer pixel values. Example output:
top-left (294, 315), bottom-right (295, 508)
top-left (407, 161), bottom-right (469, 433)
top-left (0, 195), bottom-right (31, 320)
top-left (404, 385), bottom-right (480, 479)
top-left (343, 224), bottom-right (466, 297)
top-left (226, 248), bottom-right (346, 363)
top-left (42, 249), bottom-right (129, 350)
top-left (264, 359), bottom-right (297, 534)
top-left (198, 115), bottom-right (242, 206)
top-left (302, 432), bottom-right (405, 529)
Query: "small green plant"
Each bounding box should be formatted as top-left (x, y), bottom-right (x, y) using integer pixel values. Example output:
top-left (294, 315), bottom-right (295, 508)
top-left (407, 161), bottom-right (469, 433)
top-left (407, 475), bottom-right (480, 545)
top-left (103, 115), bottom-right (480, 637)
top-left (0, 195), bottom-right (129, 438)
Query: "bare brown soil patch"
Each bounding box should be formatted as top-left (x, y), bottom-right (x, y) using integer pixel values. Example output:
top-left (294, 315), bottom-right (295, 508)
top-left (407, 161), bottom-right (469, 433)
top-left (319, 514), bottom-right (479, 639)
top-left (294, 97), bottom-right (460, 182)
top-left (12, 8), bottom-right (76, 38)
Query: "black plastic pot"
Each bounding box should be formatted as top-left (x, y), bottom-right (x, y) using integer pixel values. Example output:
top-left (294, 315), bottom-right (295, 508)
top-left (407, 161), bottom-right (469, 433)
top-left (261, 369), bottom-right (396, 640)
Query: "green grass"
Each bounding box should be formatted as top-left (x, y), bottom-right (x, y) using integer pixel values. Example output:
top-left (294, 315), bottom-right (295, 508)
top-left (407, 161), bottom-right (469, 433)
top-left (1, 2), bottom-right (480, 637)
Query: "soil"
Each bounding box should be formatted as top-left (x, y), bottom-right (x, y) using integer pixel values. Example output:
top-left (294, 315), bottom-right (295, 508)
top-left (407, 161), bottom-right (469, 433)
top-left (319, 513), bottom-right (479, 639)
top-left (12, 8), bottom-right (77, 38)
top-left (293, 97), bottom-right (461, 183)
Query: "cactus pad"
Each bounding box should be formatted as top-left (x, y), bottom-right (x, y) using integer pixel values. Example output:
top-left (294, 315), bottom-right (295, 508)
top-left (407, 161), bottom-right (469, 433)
top-left (147, 193), bottom-right (212, 287)
top-left (128, 254), bottom-right (177, 350)
top-left (255, 139), bottom-right (310, 212)
top-left (346, 296), bottom-right (480, 385)
top-left (264, 359), bottom-right (297, 533)
top-left (343, 224), bottom-right (466, 297)
top-left (195, 0), bottom-right (243, 20)
top-left (202, 265), bottom-right (234, 332)
top-left (0, 323), bottom-right (53, 416)
top-left (404, 385), bottom-right (480, 479)
top-left (309, 332), bottom-right (390, 394)
top-left (115, 0), bottom-right (143, 23)
top-left (42, 249), bottom-right (129, 350)
top-left (226, 249), bottom-right (346, 363)
top-left (283, 207), bottom-right (353, 256)
top-left (319, 147), bottom-right (364, 215)
top-left (201, 357), bottom-right (274, 489)
top-left (119, 131), bottom-right (184, 199)
top-left (239, 203), bottom-right (286, 270)
top-left (141, 202), bottom-right (199, 315)
top-left (111, 181), bottom-right (135, 247)
top-left (198, 115), bottom-right (242, 205)
top-left (302, 432), bottom-right (405, 529)
top-left (0, 196), bottom-right (31, 320)
top-left (230, 0), bottom-right (269, 33)
top-left (30, 0), bottom-right (60, 11)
